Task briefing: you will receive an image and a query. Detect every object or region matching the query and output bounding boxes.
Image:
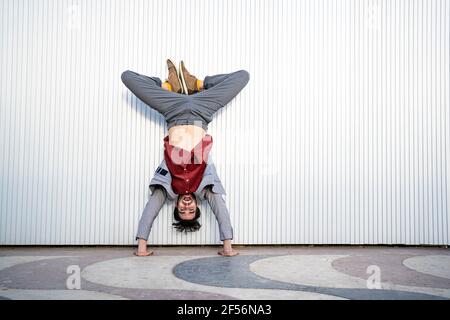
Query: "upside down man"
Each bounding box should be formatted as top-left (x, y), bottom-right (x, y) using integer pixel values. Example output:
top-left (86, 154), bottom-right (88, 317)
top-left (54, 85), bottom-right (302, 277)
top-left (121, 59), bottom-right (249, 257)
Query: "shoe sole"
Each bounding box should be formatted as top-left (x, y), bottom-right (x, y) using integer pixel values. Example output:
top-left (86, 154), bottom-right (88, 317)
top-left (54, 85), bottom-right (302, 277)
top-left (167, 59), bottom-right (184, 94)
top-left (178, 61), bottom-right (189, 95)
top-left (176, 68), bottom-right (186, 94)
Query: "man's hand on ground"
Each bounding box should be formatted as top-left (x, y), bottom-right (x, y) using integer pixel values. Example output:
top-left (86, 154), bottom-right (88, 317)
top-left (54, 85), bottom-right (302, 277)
top-left (135, 238), bottom-right (153, 256)
top-left (220, 239), bottom-right (238, 256)
top-left (217, 249), bottom-right (239, 257)
top-left (134, 250), bottom-right (154, 256)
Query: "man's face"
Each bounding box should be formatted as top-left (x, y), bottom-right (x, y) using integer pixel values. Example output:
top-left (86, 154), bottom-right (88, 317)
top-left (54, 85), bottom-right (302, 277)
top-left (177, 193), bottom-right (197, 221)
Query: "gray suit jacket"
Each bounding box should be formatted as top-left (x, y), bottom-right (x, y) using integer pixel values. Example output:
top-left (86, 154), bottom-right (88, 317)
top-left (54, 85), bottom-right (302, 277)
top-left (146, 154), bottom-right (234, 241)
top-left (149, 154), bottom-right (226, 201)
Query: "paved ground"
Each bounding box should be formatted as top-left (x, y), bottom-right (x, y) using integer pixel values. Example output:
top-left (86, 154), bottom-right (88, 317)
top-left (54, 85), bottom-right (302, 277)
top-left (0, 246), bottom-right (449, 300)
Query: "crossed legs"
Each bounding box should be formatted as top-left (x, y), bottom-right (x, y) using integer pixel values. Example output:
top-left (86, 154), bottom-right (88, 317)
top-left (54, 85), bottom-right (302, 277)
top-left (121, 67), bottom-right (249, 117)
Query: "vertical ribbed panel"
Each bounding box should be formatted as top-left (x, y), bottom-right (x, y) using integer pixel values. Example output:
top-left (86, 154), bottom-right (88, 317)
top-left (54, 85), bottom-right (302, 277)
top-left (0, 0), bottom-right (449, 245)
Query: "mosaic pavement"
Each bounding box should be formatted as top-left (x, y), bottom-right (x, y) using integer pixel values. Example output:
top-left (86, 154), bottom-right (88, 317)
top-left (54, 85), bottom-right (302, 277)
top-left (0, 246), bottom-right (449, 300)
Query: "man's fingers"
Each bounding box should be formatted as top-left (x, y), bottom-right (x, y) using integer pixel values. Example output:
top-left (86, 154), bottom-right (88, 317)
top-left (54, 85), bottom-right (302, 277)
top-left (217, 250), bottom-right (239, 257)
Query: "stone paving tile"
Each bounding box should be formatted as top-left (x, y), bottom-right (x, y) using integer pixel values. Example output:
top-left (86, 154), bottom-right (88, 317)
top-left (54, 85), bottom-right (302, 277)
top-left (332, 254), bottom-right (450, 289)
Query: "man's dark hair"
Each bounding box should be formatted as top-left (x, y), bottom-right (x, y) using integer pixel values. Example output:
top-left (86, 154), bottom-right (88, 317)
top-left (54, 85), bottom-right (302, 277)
top-left (172, 195), bottom-right (202, 233)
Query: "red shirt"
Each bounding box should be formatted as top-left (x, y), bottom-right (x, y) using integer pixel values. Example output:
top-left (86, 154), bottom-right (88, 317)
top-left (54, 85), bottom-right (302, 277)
top-left (163, 134), bottom-right (213, 195)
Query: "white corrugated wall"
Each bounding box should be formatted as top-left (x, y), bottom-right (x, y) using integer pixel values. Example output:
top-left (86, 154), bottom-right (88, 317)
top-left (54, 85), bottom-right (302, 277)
top-left (0, 0), bottom-right (449, 245)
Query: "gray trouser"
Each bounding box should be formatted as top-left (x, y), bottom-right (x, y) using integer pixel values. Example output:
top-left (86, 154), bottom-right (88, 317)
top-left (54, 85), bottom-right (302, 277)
top-left (135, 186), bottom-right (234, 241)
top-left (121, 69), bottom-right (250, 130)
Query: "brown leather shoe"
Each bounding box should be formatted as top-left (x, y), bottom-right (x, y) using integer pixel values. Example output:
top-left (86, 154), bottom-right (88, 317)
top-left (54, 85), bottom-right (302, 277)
top-left (166, 59), bottom-right (183, 94)
top-left (179, 61), bottom-right (199, 95)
